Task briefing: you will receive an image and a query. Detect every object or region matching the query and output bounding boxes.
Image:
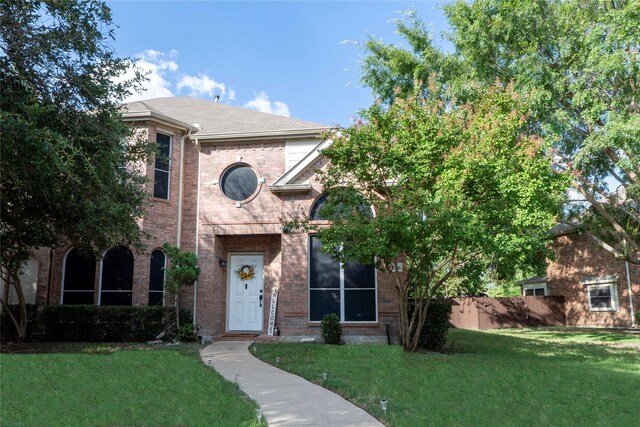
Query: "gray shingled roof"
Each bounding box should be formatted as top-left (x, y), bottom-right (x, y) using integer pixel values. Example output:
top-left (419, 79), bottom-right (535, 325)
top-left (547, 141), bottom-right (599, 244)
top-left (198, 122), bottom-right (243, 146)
top-left (123, 97), bottom-right (326, 138)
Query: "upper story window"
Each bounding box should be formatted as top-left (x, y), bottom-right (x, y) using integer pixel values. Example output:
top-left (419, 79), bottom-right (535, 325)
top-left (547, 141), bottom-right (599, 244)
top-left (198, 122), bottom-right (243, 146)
top-left (220, 164), bottom-right (258, 202)
top-left (154, 132), bottom-right (171, 200)
top-left (583, 276), bottom-right (619, 312)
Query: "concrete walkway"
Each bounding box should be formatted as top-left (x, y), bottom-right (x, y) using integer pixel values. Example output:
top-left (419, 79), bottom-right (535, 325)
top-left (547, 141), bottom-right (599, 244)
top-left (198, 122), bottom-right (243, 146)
top-left (201, 341), bottom-right (384, 427)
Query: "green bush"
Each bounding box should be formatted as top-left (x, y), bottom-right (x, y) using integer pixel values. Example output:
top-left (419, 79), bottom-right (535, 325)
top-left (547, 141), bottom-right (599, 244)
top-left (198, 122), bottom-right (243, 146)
top-left (408, 300), bottom-right (452, 352)
top-left (636, 311), bottom-right (640, 325)
top-left (320, 313), bottom-right (342, 344)
top-left (178, 323), bottom-right (198, 342)
top-left (42, 305), bottom-right (191, 342)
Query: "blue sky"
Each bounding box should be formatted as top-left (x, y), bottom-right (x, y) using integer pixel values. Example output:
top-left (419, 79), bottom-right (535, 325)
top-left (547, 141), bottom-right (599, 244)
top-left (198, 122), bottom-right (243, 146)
top-left (108, 1), bottom-right (451, 126)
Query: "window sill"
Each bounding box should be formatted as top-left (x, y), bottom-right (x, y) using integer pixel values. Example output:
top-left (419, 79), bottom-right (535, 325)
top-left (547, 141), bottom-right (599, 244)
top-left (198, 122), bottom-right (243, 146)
top-left (152, 197), bottom-right (171, 204)
top-left (307, 322), bottom-right (380, 328)
top-left (588, 308), bottom-right (618, 312)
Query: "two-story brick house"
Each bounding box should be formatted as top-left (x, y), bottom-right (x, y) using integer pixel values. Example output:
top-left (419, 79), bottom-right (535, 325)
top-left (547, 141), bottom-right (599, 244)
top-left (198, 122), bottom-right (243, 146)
top-left (15, 96), bottom-right (400, 341)
top-left (520, 224), bottom-right (638, 328)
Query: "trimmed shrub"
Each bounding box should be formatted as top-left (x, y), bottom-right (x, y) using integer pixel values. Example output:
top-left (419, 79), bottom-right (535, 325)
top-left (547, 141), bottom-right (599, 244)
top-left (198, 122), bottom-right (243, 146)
top-left (408, 300), bottom-right (453, 352)
top-left (320, 313), bottom-right (342, 344)
top-left (42, 305), bottom-right (191, 342)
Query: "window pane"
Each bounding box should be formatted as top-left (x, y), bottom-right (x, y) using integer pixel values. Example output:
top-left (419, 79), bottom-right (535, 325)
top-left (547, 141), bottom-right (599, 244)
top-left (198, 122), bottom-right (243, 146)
top-left (589, 285), bottom-right (613, 309)
top-left (149, 250), bottom-right (165, 291)
top-left (309, 290), bottom-right (340, 321)
top-left (344, 260), bottom-right (375, 289)
top-left (63, 291), bottom-right (94, 305)
top-left (101, 247), bottom-right (134, 291)
top-left (344, 290), bottom-right (376, 321)
top-left (148, 291), bottom-right (164, 306)
top-left (534, 288), bottom-right (545, 296)
top-left (309, 236), bottom-right (339, 289)
top-left (525, 289), bottom-right (534, 296)
top-left (155, 133), bottom-right (171, 170)
top-left (154, 170), bottom-right (169, 199)
top-left (63, 248), bottom-right (96, 291)
top-left (221, 165), bottom-right (258, 201)
top-left (100, 291), bottom-right (132, 306)
top-left (310, 193), bottom-right (329, 220)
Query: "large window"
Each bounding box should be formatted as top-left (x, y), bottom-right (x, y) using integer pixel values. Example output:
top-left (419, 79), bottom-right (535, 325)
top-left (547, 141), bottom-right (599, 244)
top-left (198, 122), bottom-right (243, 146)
top-left (584, 277), bottom-right (619, 311)
top-left (310, 192), bottom-right (373, 221)
top-left (100, 246), bottom-right (134, 305)
top-left (309, 236), bottom-right (376, 322)
top-left (62, 248), bottom-right (96, 305)
top-left (148, 249), bottom-right (165, 305)
top-left (154, 132), bottom-right (171, 199)
top-left (220, 164), bottom-right (258, 201)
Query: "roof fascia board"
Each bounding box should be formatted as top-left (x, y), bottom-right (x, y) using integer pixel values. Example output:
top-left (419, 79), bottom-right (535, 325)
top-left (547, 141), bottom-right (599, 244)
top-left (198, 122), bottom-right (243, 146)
top-left (123, 110), bottom-right (200, 133)
top-left (195, 128), bottom-right (326, 143)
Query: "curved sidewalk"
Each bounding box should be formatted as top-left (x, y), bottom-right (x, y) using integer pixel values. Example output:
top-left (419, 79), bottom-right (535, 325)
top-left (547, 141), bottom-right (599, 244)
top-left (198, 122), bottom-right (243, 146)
top-left (201, 341), bottom-right (384, 427)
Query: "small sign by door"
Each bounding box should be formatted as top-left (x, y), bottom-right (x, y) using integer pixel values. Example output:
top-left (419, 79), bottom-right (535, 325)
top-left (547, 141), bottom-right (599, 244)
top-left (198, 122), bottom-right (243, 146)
top-left (267, 287), bottom-right (278, 336)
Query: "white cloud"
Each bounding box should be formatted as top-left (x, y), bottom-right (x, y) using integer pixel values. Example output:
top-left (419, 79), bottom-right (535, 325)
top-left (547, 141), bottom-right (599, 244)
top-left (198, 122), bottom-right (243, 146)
top-left (176, 74), bottom-right (226, 98)
top-left (244, 92), bottom-right (290, 117)
top-left (118, 50), bottom-right (233, 103)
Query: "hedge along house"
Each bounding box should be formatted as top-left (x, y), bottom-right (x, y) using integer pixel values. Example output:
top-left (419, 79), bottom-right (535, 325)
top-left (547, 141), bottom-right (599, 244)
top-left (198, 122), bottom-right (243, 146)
top-left (519, 223), bottom-right (639, 328)
top-left (16, 97), bottom-right (400, 341)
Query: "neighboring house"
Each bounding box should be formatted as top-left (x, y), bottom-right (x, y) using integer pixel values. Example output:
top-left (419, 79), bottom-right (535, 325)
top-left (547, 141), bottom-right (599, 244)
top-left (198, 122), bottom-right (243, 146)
top-left (19, 97), bottom-right (400, 341)
top-left (520, 224), bottom-right (639, 328)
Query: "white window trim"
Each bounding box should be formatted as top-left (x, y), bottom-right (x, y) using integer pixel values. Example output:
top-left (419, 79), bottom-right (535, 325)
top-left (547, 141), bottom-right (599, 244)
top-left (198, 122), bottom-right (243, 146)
top-left (583, 277), bottom-right (619, 312)
top-left (149, 249), bottom-right (166, 306)
top-left (154, 131), bottom-right (172, 200)
top-left (307, 236), bottom-right (378, 323)
top-left (522, 282), bottom-right (548, 296)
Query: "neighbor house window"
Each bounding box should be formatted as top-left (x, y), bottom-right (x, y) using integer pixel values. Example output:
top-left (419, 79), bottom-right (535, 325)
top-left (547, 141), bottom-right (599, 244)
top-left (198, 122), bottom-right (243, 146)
top-left (154, 132), bottom-right (171, 199)
top-left (309, 235), bottom-right (376, 322)
top-left (62, 248), bottom-right (96, 305)
top-left (148, 249), bottom-right (165, 306)
top-left (583, 277), bottom-right (619, 311)
top-left (99, 246), bottom-right (134, 305)
top-left (523, 283), bottom-right (547, 296)
top-left (220, 164), bottom-right (258, 201)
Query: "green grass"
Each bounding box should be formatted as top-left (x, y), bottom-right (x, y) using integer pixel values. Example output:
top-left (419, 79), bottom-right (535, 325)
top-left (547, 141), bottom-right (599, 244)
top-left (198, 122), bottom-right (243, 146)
top-left (255, 329), bottom-right (640, 427)
top-left (1, 343), bottom-right (259, 426)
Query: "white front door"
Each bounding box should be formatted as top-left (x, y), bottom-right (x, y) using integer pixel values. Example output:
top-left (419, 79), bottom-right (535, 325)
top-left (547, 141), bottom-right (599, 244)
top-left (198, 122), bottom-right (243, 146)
top-left (227, 254), bottom-right (264, 332)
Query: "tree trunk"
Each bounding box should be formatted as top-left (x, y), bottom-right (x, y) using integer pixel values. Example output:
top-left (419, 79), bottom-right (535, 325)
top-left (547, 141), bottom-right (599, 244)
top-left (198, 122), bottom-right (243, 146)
top-left (175, 292), bottom-right (180, 334)
top-left (1, 270), bottom-right (28, 341)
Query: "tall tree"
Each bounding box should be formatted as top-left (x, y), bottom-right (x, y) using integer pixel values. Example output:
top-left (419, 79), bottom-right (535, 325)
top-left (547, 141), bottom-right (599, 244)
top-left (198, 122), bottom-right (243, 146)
top-left (362, 0), bottom-right (640, 263)
top-left (290, 83), bottom-right (566, 351)
top-left (0, 0), bottom-right (152, 339)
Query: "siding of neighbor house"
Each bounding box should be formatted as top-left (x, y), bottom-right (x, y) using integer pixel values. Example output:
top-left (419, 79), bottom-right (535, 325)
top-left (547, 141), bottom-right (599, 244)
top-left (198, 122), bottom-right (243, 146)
top-left (548, 233), bottom-right (639, 327)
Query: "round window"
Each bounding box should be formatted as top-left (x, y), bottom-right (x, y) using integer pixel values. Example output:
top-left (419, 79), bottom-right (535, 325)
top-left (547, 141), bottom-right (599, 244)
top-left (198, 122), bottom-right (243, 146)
top-left (220, 164), bottom-right (259, 201)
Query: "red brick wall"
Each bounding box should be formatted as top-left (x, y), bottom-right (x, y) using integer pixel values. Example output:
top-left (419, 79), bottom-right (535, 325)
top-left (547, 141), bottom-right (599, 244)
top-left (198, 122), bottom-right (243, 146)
top-left (548, 233), bottom-right (639, 327)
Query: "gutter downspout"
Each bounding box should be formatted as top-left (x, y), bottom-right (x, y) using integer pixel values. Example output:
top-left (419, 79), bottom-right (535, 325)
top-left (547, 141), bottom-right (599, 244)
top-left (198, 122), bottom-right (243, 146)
top-left (625, 260), bottom-right (636, 327)
top-left (193, 138), bottom-right (201, 328)
top-left (176, 131), bottom-right (188, 249)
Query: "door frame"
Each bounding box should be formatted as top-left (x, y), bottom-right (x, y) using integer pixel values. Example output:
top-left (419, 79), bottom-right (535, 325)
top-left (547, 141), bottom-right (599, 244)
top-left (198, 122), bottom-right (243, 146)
top-left (226, 252), bottom-right (265, 333)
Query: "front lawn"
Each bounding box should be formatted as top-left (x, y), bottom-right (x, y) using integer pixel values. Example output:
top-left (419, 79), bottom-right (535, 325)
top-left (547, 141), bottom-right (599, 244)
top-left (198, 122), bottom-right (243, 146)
top-left (255, 329), bottom-right (640, 426)
top-left (1, 343), bottom-right (259, 426)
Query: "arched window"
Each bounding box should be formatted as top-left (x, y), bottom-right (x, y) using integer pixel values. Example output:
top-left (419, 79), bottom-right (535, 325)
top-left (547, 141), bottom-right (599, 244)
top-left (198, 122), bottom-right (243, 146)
top-left (62, 248), bottom-right (96, 305)
top-left (310, 192), bottom-right (373, 221)
top-left (148, 249), bottom-right (166, 305)
top-left (100, 246), bottom-right (134, 306)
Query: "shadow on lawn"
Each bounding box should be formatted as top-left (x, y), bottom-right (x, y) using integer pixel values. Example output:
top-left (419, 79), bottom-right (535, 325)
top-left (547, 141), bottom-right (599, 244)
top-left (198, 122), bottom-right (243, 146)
top-left (447, 329), bottom-right (640, 365)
